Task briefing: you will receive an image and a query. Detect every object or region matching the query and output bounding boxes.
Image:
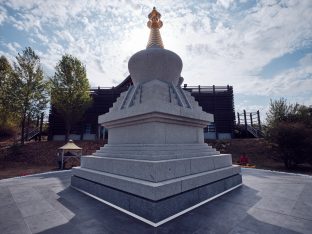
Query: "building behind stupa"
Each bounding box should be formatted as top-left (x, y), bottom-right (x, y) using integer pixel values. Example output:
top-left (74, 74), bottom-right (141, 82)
top-left (70, 8), bottom-right (242, 226)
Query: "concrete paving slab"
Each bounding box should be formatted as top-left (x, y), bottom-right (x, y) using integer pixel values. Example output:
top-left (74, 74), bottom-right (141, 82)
top-left (0, 169), bottom-right (311, 233)
top-left (24, 210), bottom-right (68, 234)
top-left (17, 199), bottom-right (55, 218)
top-left (0, 187), bottom-right (15, 207)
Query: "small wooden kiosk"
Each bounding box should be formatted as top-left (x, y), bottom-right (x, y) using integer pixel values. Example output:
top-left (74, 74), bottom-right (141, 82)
top-left (58, 140), bottom-right (82, 169)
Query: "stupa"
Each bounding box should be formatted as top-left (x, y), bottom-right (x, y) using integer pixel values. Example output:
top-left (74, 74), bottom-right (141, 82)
top-left (71, 7), bottom-right (242, 226)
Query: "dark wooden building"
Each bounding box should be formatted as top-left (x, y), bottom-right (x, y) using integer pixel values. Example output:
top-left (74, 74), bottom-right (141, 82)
top-left (48, 76), bottom-right (235, 140)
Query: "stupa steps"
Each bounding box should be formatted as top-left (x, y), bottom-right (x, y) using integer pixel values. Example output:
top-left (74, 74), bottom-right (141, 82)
top-left (92, 151), bottom-right (220, 161)
top-left (80, 154), bottom-right (233, 183)
top-left (96, 145), bottom-right (215, 154)
top-left (94, 148), bottom-right (218, 155)
top-left (72, 165), bottom-right (240, 201)
top-left (96, 148), bottom-right (217, 154)
top-left (99, 143), bottom-right (213, 150)
top-left (95, 147), bottom-right (218, 155)
top-left (110, 84), bottom-right (202, 112)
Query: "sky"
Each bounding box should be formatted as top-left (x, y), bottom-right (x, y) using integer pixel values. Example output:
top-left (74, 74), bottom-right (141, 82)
top-left (0, 0), bottom-right (311, 120)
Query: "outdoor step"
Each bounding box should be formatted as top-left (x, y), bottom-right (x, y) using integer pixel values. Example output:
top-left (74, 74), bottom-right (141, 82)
top-left (72, 165), bottom-right (240, 201)
top-left (81, 154), bottom-right (233, 182)
top-left (95, 149), bottom-right (219, 157)
top-left (92, 150), bottom-right (220, 160)
top-left (98, 145), bottom-right (214, 152)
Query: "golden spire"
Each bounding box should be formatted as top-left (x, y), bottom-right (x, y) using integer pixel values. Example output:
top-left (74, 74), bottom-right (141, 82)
top-left (146, 7), bottom-right (164, 49)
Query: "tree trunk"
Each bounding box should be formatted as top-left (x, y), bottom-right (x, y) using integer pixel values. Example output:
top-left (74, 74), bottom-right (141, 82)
top-left (65, 122), bottom-right (71, 142)
top-left (21, 115), bottom-right (26, 145)
top-left (25, 114), bottom-right (30, 141)
top-left (39, 112), bottom-right (44, 141)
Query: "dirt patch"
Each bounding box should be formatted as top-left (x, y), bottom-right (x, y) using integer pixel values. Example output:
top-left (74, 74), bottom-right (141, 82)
top-left (0, 140), bottom-right (105, 179)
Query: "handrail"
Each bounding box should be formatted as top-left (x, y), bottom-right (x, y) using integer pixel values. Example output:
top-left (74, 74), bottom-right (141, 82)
top-left (17, 127), bottom-right (40, 141)
top-left (119, 85), bottom-right (133, 110)
top-left (171, 83), bottom-right (184, 107)
top-left (127, 84), bottom-right (141, 108)
top-left (177, 86), bottom-right (192, 108)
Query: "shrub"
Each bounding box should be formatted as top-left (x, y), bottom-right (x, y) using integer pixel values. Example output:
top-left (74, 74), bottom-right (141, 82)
top-left (269, 122), bottom-right (311, 169)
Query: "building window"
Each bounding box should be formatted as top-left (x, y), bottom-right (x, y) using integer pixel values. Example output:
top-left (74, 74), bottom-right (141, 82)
top-left (207, 123), bottom-right (216, 132)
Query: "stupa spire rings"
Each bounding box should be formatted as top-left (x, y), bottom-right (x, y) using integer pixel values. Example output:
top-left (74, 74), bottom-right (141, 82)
top-left (147, 7), bottom-right (163, 29)
top-left (146, 7), bottom-right (164, 48)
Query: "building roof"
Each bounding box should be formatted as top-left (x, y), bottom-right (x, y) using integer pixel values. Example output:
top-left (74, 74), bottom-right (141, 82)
top-left (58, 140), bottom-right (82, 150)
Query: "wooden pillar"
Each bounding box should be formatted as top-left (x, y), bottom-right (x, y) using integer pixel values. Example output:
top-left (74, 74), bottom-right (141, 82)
top-left (36, 115), bottom-right (39, 127)
top-left (97, 125), bottom-right (101, 139)
top-left (212, 85), bottom-right (217, 139)
top-left (35, 115), bottom-right (40, 141)
top-left (25, 114), bottom-right (31, 141)
top-left (39, 112), bottom-right (44, 141)
top-left (257, 110), bottom-right (261, 131)
top-left (243, 110), bottom-right (247, 129)
top-left (250, 113), bottom-right (253, 126)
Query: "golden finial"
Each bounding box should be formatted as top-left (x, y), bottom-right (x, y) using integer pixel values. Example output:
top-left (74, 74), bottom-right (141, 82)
top-left (146, 7), bottom-right (164, 48)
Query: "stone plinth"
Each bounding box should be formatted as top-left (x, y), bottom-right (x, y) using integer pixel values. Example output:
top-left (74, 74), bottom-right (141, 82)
top-left (71, 78), bottom-right (242, 226)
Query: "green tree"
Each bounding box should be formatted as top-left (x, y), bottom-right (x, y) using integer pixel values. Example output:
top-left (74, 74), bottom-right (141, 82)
top-left (266, 98), bottom-right (312, 169)
top-left (14, 47), bottom-right (49, 144)
top-left (0, 56), bottom-right (21, 139)
top-left (0, 56), bottom-right (14, 126)
top-left (266, 98), bottom-right (297, 128)
top-left (50, 54), bottom-right (91, 141)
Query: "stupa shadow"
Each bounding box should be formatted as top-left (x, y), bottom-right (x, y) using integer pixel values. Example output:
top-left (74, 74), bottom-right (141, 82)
top-left (38, 184), bottom-right (301, 234)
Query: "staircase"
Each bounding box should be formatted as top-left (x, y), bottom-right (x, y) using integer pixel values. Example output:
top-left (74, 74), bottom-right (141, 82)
top-left (246, 125), bottom-right (264, 138)
top-left (17, 127), bottom-right (41, 142)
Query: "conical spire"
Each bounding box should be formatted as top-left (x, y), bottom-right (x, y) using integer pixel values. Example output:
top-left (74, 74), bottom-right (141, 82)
top-left (146, 7), bottom-right (164, 49)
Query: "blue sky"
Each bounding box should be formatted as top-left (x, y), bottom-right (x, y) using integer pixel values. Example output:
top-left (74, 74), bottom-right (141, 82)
top-left (0, 0), bottom-right (311, 120)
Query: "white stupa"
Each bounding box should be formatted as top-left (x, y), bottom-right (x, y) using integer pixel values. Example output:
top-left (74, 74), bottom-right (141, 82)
top-left (71, 7), bottom-right (242, 226)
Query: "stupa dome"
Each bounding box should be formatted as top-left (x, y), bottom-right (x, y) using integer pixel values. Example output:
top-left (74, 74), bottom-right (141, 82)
top-left (128, 7), bottom-right (183, 86)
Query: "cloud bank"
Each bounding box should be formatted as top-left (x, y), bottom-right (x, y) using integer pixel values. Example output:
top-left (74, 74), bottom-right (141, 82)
top-left (0, 0), bottom-right (311, 113)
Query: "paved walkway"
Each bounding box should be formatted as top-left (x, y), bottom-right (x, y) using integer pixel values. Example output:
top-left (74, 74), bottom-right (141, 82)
top-left (0, 168), bottom-right (311, 234)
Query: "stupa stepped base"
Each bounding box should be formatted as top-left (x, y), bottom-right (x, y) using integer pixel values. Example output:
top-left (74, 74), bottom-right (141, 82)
top-left (71, 170), bottom-right (242, 225)
top-left (93, 143), bottom-right (220, 160)
top-left (71, 148), bottom-right (242, 225)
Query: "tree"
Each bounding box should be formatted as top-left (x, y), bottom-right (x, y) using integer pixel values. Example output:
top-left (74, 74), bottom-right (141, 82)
top-left (269, 122), bottom-right (311, 169)
top-left (266, 98), bottom-right (296, 128)
top-left (14, 47), bottom-right (49, 144)
top-left (266, 98), bottom-right (312, 169)
top-left (0, 56), bottom-right (14, 126)
top-left (0, 56), bottom-right (20, 138)
top-left (50, 54), bottom-right (91, 141)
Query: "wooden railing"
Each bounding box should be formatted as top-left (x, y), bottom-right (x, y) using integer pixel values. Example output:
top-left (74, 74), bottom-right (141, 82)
top-left (182, 85), bottom-right (232, 93)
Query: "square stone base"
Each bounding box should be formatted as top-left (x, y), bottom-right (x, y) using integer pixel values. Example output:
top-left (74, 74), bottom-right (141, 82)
top-left (71, 173), bottom-right (242, 225)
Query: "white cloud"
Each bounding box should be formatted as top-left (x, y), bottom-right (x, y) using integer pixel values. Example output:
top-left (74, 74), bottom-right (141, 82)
top-left (0, 6), bottom-right (7, 25)
top-left (1, 0), bottom-right (312, 111)
top-left (5, 42), bottom-right (21, 54)
top-left (217, 0), bottom-right (235, 9)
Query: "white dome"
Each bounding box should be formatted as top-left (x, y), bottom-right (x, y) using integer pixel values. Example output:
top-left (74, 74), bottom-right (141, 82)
top-left (128, 47), bottom-right (183, 86)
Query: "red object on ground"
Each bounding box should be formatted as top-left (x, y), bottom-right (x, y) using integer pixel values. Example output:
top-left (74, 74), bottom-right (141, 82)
top-left (239, 155), bottom-right (249, 165)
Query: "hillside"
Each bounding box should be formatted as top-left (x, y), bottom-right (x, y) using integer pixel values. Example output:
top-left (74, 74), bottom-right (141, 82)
top-left (0, 140), bottom-right (104, 179)
top-left (0, 139), bottom-right (311, 179)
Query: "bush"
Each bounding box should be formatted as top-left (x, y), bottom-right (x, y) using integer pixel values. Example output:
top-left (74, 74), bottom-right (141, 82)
top-left (268, 122), bottom-right (312, 169)
top-left (0, 125), bottom-right (16, 140)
